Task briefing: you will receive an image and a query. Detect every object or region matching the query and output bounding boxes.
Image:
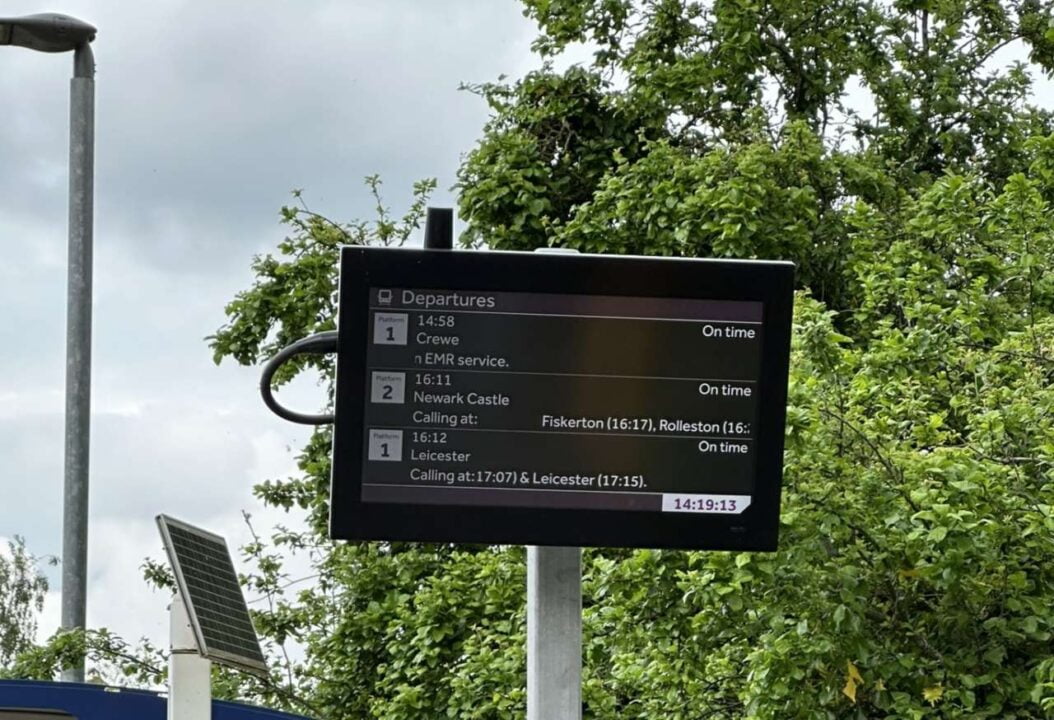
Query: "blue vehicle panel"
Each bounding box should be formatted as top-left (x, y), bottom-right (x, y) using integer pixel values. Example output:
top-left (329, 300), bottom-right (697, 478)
top-left (0, 680), bottom-right (312, 720)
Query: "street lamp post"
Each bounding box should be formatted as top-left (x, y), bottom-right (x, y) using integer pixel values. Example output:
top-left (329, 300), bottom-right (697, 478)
top-left (0, 12), bottom-right (96, 683)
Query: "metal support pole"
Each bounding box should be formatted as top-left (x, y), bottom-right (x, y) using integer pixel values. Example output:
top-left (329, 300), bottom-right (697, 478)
top-left (60, 42), bottom-right (94, 684)
top-left (423, 207), bottom-right (453, 250)
top-left (527, 546), bottom-right (582, 720)
top-left (168, 593), bottom-right (212, 720)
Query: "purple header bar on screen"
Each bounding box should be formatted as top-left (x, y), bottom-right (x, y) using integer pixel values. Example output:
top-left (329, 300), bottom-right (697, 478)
top-left (371, 288), bottom-right (763, 323)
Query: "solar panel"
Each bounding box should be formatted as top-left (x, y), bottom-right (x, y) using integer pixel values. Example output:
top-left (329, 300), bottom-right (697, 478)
top-left (156, 515), bottom-right (268, 677)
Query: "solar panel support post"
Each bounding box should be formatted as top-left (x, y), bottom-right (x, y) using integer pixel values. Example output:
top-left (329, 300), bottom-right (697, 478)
top-left (168, 592), bottom-right (211, 720)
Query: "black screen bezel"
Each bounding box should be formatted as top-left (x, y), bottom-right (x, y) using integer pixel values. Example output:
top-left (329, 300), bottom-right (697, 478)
top-left (330, 247), bottom-right (794, 551)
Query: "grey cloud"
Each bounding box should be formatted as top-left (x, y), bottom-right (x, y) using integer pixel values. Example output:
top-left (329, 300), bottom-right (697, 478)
top-left (3, 0), bottom-right (536, 278)
top-left (0, 0), bottom-right (539, 647)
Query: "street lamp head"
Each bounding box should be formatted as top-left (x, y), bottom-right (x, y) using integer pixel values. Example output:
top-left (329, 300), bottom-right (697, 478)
top-left (0, 13), bottom-right (96, 53)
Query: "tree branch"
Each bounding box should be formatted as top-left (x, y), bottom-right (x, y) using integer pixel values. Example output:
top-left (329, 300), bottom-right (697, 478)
top-left (818, 406), bottom-right (919, 512)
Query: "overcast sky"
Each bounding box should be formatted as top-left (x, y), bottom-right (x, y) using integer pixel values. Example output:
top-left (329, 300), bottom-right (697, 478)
top-left (1, 0), bottom-right (550, 658)
top-left (3, 0), bottom-right (1053, 675)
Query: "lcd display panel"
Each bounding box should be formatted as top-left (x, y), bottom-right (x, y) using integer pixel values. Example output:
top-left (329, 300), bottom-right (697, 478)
top-left (331, 248), bottom-right (794, 550)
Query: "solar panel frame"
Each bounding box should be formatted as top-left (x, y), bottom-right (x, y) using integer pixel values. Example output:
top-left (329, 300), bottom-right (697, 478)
top-left (156, 514), bottom-right (268, 677)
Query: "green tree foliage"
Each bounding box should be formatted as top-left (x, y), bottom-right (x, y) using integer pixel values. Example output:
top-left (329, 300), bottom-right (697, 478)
top-left (458, 0), bottom-right (1054, 312)
top-left (2, 626), bottom-right (166, 688)
top-left (207, 1), bottom-right (1054, 717)
top-left (0, 537), bottom-right (48, 669)
top-left (0, 541), bottom-right (169, 687)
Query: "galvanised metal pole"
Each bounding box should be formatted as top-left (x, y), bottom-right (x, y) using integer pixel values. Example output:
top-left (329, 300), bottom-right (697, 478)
top-left (526, 247), bottom-right (583, 720)
top-left (60, 41), bottom-right (94, 684)
top-left (527, 546), bottom-right (582, 720)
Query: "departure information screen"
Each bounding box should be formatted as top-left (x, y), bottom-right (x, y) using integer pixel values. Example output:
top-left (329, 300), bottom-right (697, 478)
top-left (331, 248), bottom-right (794, 550)
top-left (361, 288), bottom-right (762, 514)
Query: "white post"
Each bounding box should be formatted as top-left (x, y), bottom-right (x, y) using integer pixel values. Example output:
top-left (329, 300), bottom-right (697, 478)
top-left (527, 546), bottom-right (582, 720)
top-left (168, 593), bottom-right (211, 720)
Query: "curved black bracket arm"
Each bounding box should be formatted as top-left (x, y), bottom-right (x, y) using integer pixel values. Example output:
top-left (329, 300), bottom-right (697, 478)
top-left (261, 208), bottom-right (451, 425)
top-left (259, 330), bottom-right (338, 425)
